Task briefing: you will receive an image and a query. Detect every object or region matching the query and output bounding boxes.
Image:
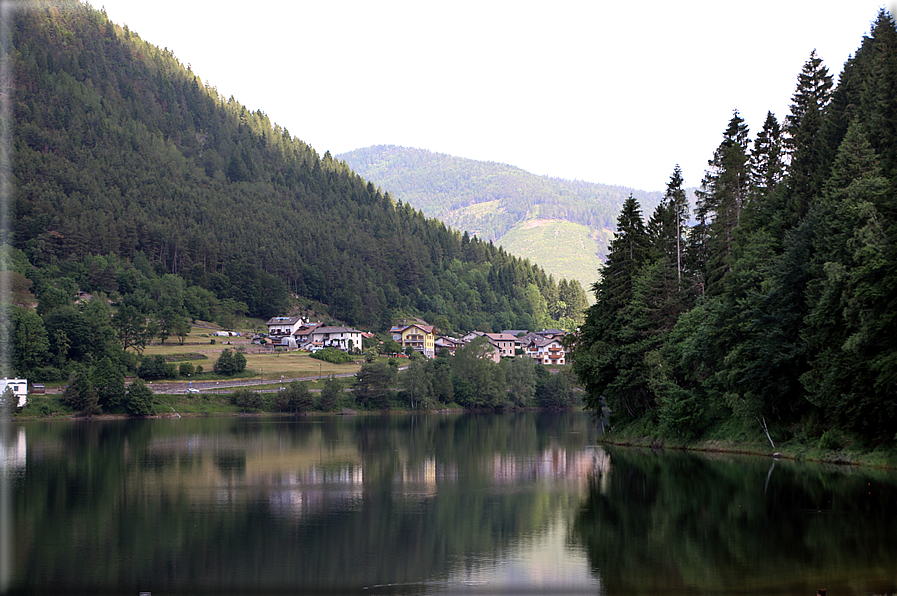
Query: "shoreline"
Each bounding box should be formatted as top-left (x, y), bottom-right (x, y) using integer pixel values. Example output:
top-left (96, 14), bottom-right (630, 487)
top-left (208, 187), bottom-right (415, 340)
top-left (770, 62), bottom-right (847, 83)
top-left (14, 406), bottom-right (897, 471)
top-left (597, 434), bottom-right (897, 470)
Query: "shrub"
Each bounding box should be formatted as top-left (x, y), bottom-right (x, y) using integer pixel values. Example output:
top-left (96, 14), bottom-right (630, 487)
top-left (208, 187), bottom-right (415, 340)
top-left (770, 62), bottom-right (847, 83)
top-left (230, 388), bottom-right (264, 412)
top-left (137, 355), bottom-right (169, 380)
top-left (179, 362), bottom-right (195, 377)
top-left (214, 349), bottom-right (247, 375)
top-left (271, 389), bottom-right (289, 412)
top-left (61, 371), bottom-right (101, 415)
top-left (318, 377), bottom-right (341, 411)
top-left (818, 430), bottom-right (846, 451)
top-left (124, 379), bottom-right (155, 416)
top-left (310, 347), bottom-right (353, 364)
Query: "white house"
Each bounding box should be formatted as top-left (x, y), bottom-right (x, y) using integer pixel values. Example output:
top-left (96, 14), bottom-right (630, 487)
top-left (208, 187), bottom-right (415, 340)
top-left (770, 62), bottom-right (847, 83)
top-left (0, 378), bottom-right (28, 408)
top-left (310, 326), bottom-right (363, 353)
top-left (526, 337), bottom-right (567, 365)
top-left (265, 316), bottom-right (306, 338)
top-left (292, 322), bottom-right (323, 347)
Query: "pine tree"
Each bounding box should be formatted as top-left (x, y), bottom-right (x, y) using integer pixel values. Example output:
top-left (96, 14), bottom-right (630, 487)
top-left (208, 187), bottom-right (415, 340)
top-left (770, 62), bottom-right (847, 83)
top-left (571, 196), bottom-right (650, 420)
top-left (750, 111), bottom-right (786, 198)
top-left (91, 356), bottom-right (126, 410)
top-left (801, 121), bottom-right (896, 438)
top-left (695, 111), bottom-right (751, 292)
top-left (784, 50), bottom-right (834, 221)
top-left (650, 166), bottom-right (689, 291)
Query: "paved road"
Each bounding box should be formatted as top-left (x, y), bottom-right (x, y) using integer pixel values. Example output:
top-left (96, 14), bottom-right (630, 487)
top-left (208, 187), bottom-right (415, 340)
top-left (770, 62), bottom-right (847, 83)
top-left (146, 372), bottom-right (360, 394)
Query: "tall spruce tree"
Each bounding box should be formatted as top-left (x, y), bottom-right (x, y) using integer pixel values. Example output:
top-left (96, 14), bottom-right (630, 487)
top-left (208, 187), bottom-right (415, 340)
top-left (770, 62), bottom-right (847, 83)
top-left (750, 111), bottom-right (786, 199)
top-left (801, 121), bottom-right (896, 438)
top-left (695, 111), bottom-right (752, 292)
top-left (784, 50), bottom-right (834, 222)
top-left (571, 196), bottom-right (650, 421)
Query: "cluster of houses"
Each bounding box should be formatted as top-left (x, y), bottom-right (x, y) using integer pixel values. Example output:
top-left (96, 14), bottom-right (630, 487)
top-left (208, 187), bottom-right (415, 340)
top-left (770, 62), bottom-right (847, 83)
top-left (264, 317), bottom-right (568, 366)
top-left (263, 317), bottom-right (367, 353)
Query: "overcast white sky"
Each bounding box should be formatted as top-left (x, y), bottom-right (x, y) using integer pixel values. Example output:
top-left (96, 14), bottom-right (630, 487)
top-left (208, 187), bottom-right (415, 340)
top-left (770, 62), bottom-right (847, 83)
top-left (93, 0), bottom-right (893, 192)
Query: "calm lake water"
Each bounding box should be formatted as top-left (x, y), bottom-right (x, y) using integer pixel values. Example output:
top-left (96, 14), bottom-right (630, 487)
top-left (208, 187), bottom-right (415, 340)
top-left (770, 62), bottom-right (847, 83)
top-left (2, 412), bottom-right (897, 595)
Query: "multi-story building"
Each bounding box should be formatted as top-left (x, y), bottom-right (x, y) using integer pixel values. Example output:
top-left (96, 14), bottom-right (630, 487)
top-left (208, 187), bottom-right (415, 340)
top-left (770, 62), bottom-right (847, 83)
top-left (391, 323), bottom-right (436, 358)
top-left (310, 326), bottom-right (363, 353)
top-left (435, 336), bottom-right (463, 356)
top-left (266, 316), bottom-right (306, 338)
top-left (526, 337), bottom-right (566, 365)
top-left (484, 333), bottom-right (518, 358)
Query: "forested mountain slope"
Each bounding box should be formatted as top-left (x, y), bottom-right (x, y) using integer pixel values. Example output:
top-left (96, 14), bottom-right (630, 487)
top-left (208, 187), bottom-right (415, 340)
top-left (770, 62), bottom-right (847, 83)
top-left (571, 10), bottom-right (897, 446)
top-left (339, 145), bottom-right (666, 239)
top-left (10, 1), bottom-right (585, 333)
top-left (339, 145), bottom-right (672, 289)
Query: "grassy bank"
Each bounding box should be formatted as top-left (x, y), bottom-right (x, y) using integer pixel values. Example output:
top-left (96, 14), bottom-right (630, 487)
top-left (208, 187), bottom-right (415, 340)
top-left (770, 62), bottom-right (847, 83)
top-left (599, 415), bottom-right (897, 470)
top-left (14, 374), bottom-right (463, 420)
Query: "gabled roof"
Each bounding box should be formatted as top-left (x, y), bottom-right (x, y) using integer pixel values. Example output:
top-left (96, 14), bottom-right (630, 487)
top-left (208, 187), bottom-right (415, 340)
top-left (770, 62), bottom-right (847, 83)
top-left (313, 326), bottom-right (361, 334)
top-left (266, 316), bottom-right (303, 326)
top-left (485, 333), bottom-right (517, 342)
top-left (394, 323), bottom-right (434, 335)
top-left (293, 322), bottom-right (323, 336)
top-left (527, 336), bottom-right (565, 349)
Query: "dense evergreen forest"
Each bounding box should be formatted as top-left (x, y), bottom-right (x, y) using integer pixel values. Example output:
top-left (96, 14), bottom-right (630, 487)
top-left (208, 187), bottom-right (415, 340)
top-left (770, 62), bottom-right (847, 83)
top-left (571, 11), bottom-right (897, 447)
top-left (6, 0), bottom-right (585, 344)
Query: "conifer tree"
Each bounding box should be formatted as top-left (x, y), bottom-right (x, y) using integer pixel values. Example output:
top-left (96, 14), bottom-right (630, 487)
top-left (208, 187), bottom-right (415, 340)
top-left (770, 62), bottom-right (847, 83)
top-left (784, 50), bottom-right (834, 221)
top-left (571, 196), bottom-right (650, 420)
top-left (649, 166), bottom-right (689, 291)
top-left (801, 121), bottom-right (896, 438)
top-left (750, 111), bottom-right (786, 198)
top-left (695, 111), bottom-right (751, 292)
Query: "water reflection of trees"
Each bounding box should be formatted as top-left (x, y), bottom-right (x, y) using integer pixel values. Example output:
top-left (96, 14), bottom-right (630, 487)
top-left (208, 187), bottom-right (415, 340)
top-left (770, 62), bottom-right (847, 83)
top-left (571, 447), bottom-right (897, 595)
top-left (13, 412), bottom-right (601, 594)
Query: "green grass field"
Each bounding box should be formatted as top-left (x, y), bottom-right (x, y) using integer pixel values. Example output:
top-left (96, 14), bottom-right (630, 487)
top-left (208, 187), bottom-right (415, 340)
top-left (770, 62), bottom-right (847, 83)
top-left (142, 326), bottom-right (363, 380)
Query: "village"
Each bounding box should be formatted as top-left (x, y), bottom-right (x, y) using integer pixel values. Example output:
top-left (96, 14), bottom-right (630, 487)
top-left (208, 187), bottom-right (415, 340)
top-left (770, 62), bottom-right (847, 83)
top-left (261, 316), bottom-right (568, 365)
top-left (0, 316), bottom-right (571, 413)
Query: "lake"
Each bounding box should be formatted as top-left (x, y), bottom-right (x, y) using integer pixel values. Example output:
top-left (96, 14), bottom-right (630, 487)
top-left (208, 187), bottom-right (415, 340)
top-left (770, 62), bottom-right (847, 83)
top-left (2, 412), bottom-right (896, 595)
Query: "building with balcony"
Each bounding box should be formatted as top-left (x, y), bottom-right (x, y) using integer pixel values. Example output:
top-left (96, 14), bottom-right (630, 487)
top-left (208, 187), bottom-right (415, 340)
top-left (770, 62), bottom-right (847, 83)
top-left (526, 337), bottom-right (566, 365)
top-left (391, 323), bottom-right (436, 358)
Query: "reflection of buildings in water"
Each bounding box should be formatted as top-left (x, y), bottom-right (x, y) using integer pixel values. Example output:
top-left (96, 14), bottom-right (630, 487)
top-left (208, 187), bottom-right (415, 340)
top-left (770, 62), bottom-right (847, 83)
top-left (487, 445), bottom-right (610, 487)
top-left (0, 427), bottom-right (26, 472)
top-left (266, 465), bottom-right (365, 518)
top-left (397, 456), bottom-right (457, 486)
top-left (138, 432), bottom-right (612, 515)
top-left (590, 447), bottom-right (611, 495)
top-left (260, 447), bottom-right (612, 518)
top-left (267, 457), bottom-right (460, 517)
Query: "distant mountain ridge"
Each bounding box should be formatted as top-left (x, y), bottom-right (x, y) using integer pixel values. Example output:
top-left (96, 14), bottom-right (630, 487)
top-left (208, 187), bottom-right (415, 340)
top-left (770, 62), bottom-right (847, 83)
top-left (338, 145), bottom-right (667, 289)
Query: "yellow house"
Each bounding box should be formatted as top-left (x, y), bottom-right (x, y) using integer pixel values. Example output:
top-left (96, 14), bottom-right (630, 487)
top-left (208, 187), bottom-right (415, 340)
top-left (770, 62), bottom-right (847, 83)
top-left (391, 324), bottom-right (436, 358)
